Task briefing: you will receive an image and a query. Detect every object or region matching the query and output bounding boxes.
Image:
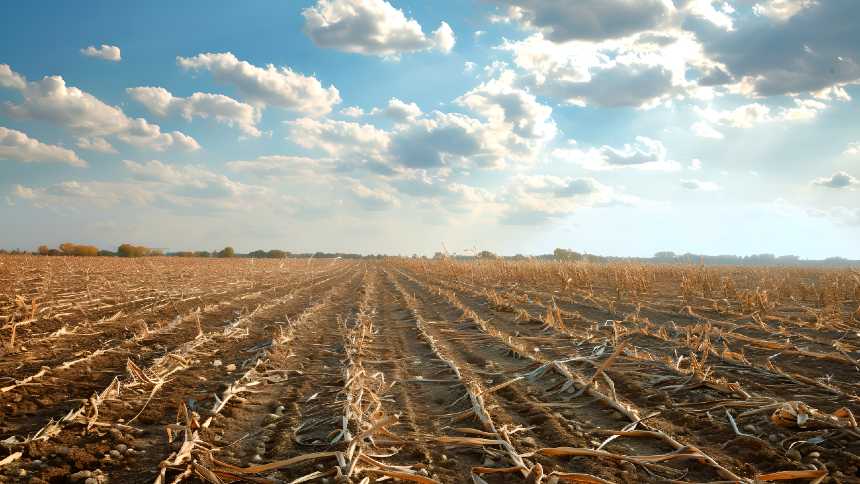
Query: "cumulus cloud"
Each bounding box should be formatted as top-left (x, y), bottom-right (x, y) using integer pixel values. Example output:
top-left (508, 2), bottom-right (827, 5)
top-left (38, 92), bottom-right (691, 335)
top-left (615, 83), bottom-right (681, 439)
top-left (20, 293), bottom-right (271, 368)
top-left (501, 31), bottom-right (716, 108)
top-left (501, 174), bottom-right (638, 224)
top-left (370, 98), bottom-right (422, 122)
top-left (287, 117), bottom-right (390, 165)
top-left (490, 0), bottom-right (676, 42)
top-left (0, 126), bottom-right (87, 167)
top-left (680, 178), bottom-right (721, 191)
top-left (695, 99), bottom-right (827, 131)
top-left (456, 71), bottom-right (557, 141)
top-left (340, 106), bottom-right (366, 117)
top-left (554, 137), bottom-right (681, 172)
top-left (121, 159), bottom-right (272, 208)
top-left (128, 86), bottom-right (262, 137)
top-left (844, 142), bottom-right (860, 156)
top-left (76, 137), bottom-right (117, 154)
top-left (0, 64), bottom-right (199, 152)
top-left (11, 180), bottom-right (156, 209)
top-left (226, 155), bottom-right (330, 177)
top-left (349, 180), bottom-right (400, 210)
top-left (80, 44), bottom-right (122, 62)
top-left (753, 0), bottom-right (818, 22)
top-left (177, 52), bottom-right (340, 116)
top-left (811, 171), bottom-right (858, 189)
top-left (692, 1), bottom-right (860, 97)
top-left (302, 0), bottom-right (455, 58)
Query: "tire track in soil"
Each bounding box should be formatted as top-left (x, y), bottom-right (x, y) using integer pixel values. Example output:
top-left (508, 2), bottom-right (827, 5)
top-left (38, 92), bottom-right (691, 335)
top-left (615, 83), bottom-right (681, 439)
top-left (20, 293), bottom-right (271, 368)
top-left (225, 268), bottom-right (368, 483)
top-left (4, 266), bottom-right (359, 483)
top-left (0, 267), bottom-right (350, 442)
top-left (401, 268), bottom-right (842, 480)
top-left (394, 268), bottom-right (763, 483)
top-left (0, 265), bottom-right (323, 381)
top-left (363, 267), bottom-right (487, 482)
top-left (387, 269), bottom-right (662, 482)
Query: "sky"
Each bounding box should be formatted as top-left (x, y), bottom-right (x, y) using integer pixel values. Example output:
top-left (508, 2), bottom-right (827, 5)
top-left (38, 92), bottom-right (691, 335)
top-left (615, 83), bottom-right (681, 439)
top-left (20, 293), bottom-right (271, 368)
top-left (0, 0), bottom-right (859, 258)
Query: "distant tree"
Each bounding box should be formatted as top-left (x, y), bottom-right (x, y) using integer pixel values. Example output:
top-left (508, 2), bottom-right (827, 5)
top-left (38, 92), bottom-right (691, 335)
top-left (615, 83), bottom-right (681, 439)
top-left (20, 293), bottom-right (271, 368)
top-left (217, 246), bottom-right (235, 258)
top-left (194, 251), bottom-right (211, 258)
top-left (267, 250), bottom-right (288, 259)
top-left (554, 248), bottom-right (582, 261)
top-left (59, 243), bottom-right (99, 256)
top-left (654, 251), bottom-right (677, 259)
top-left (98, 250), bottom-right (115, 257)
top-left (118, 244), bottom-right (152, 257)
top-left (476, 250), bottom-right (498, 259)
top-left (37, 245), bottom-right (50, 256)
top-left (248, 250), bottom-right (267, 258)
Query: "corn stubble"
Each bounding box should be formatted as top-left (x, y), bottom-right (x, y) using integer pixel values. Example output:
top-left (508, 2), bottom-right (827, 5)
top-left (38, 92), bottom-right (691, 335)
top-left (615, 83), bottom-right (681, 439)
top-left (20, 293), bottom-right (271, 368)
top-left (0, 255), bottom-right (858, 483)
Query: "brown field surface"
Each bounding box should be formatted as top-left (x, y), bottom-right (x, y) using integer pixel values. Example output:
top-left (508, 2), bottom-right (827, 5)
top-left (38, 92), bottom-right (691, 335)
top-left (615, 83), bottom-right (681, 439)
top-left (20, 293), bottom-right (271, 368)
top-left (1, 256), bottom-right (859, 483)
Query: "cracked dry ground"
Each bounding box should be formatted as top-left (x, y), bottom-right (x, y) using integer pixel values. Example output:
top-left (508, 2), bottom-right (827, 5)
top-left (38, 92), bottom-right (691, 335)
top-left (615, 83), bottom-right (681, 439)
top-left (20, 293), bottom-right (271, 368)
top-left (1, 257), bottom-right (859, 483)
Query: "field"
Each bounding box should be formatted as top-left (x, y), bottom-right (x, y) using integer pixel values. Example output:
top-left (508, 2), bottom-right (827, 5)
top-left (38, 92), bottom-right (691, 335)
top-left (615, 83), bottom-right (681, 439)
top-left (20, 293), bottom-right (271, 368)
top-left (0, 256), bottom-right (859, 484)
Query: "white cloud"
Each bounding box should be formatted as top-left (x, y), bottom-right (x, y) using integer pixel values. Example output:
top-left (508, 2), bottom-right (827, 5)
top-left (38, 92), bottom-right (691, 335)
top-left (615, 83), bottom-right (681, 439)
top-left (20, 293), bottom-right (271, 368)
top-left (690, 158), bottom-right (703, 170)
top-left (177, 52), bottom-right (340, 116)
top-left (349, 180), bottom-right (400, 210)
top-left (0, 126), bottom-right (87, 167)
top-left (811, 171), bottom-right (858, 189)
top-left (302, 0), bottom-right (455, 58)
top-left (286, 117), bottom-right (391, 164)
top-left (753, 0), bottom-right (818, 22)
top-left (371, 98), bottom-right (422, 122)
top-left (680, 178), bottom-right (721, 191)
top-left (844, 142), bottom-right (860, 157)
top-left (121, 159), bottom-right (272, 208)
top-left (0, 64), bottom-right (199, 152)
top-left (684, 0), bottom-right (734, 31)
top-left (501, 31), bottom-right (717, 108)
top-left (691, 121), bottom-right (725, 139)
top-left (340, 106), bottom-right (366, 117)
top-left (128, 86), bottom-right (262, 137)
top-left (456, 70), bottom-right (557, 141)
top-left (226, 155), bottom-right (329, 177)
top-left (464, 61), bottom-right (477, 73)
top-left (554, 136), bottom-right (682, 172)
top-left (695, 99), bottom-right (827, 130)
top-left (76, 137), bottom-right (117, 154)
top-left (490, 0), bottom-right (676, 42)
top-left (501, 174), bottom-right (638, 224)
top-left (80, 44), bottom-right (122, 62)
top-left (0, 64), bottom-right (26, 90)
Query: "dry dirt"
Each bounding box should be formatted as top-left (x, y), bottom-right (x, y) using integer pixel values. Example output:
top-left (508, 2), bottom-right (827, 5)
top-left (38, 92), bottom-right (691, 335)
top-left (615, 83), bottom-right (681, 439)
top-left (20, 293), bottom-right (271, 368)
top-left (0, 256), bottom-right (858, 483)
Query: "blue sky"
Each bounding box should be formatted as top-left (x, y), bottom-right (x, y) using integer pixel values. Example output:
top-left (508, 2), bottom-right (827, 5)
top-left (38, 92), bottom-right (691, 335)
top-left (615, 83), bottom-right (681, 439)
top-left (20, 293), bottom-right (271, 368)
top-left (1, 0), bottom-right (859, 257)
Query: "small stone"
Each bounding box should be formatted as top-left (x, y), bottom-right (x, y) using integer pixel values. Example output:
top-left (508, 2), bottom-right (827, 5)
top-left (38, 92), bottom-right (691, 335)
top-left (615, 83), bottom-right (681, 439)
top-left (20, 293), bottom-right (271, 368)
top-left (71, 470), bottom-right (92, 481)
top-left (31, 460), bottom-right (43, 467)
top-left (251, 454), bottom-right (263, 462)
top-left (213, 359), bottom-right (222, 367)
top-left (115, 444), bottom-right (128, 453)
top-left (110, 450), bottom-right (122, 458)
top-left (84, 479), bottom-right (97, 484)
top-left (440, 454), bottom-right (448, 463)
top-left (226, 363), bottom-right (237, 372)
top-left (18, 469), bottom-right (27, 477)
top-left (743, 424), bottom-right (757, 434)
top-left (787, 449), bottom-right (802, 461)
top-left (807, 451), bottom-right (821, 459)
top-left (275, 405), bottom-right (285, 416)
